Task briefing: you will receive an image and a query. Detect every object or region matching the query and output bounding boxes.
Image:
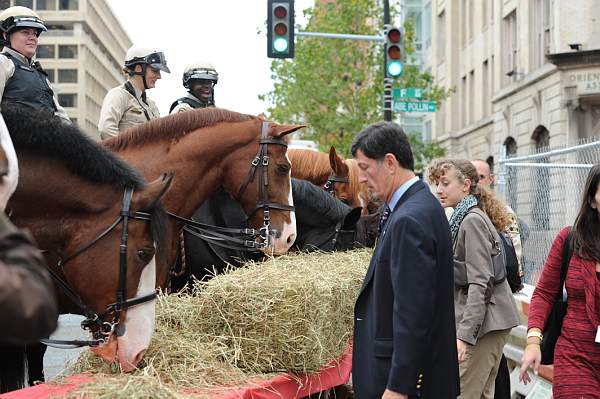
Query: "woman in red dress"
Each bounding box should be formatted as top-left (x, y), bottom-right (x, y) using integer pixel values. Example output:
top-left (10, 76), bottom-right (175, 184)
top-left (520, 165), bottom-right (600, 398)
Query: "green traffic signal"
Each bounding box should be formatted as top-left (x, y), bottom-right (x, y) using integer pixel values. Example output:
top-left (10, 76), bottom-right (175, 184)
top-left (273, 37), bottom-right (289, 53)
top-left (387, 60), bottom-right (403, 77)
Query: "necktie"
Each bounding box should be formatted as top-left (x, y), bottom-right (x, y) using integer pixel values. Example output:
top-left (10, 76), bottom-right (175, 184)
top-left (378, 206), bottom-right (391, 235)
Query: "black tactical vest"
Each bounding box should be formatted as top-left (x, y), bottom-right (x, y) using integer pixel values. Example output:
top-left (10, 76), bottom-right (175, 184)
top-left (1, 52), bottom-right (56, 112)
top-left (169, 94), bottom-right (214, 113)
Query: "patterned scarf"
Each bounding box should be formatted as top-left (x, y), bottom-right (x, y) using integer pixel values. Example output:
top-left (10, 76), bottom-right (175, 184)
top-left (449, 194), bottom-right (478, 243)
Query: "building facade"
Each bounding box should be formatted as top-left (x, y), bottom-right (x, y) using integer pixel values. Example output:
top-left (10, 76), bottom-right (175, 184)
top-left (0, 0), bottom-right (131, 139)
top-left (429, 0), bottom-right (600, 164)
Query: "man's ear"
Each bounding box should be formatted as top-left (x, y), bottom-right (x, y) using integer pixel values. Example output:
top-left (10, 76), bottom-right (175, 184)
top-left (383, 153), bottom-right (399, 171)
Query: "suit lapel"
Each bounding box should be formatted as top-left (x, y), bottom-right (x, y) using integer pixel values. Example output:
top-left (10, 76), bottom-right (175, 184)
top-left (358, 180), bottom-right (427, 294)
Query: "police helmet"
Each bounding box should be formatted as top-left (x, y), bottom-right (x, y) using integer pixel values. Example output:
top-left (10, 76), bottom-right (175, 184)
top-left (0, 6), bottom-right (47, 36)
top-left (183, 61), bottom-right (218, 89)
top-left (124, 45), bottom-right (170, 73)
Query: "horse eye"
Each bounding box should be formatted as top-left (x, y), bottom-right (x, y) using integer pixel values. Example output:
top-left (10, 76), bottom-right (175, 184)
top-left (136, 248), bottom-right (154, 262)
top-left (276, 164), bottom-right (290, 175)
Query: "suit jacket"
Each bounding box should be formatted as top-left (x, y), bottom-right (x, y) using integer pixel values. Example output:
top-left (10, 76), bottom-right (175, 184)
top-left (353, 180), bottom-right (459, 399)
top-left (452, 208), bottom-right (520, 345)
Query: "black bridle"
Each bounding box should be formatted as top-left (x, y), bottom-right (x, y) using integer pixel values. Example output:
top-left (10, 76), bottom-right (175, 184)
top-left (41, 187), bottom-right (158, 348)
top-left (323, 175), bottom-right (349, 196)
top-left (168, 121), bottom-right (295, 277)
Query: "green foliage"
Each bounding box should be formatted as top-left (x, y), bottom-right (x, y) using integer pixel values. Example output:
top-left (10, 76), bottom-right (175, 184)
top-left (260, 0), bottom-right (452, 170)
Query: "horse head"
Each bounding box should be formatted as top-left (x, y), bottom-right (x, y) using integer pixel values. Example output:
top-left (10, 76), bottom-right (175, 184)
top-left (224, 119), bottom-right (304, 255)
top-left (3, 104), bottom-right (173, 372)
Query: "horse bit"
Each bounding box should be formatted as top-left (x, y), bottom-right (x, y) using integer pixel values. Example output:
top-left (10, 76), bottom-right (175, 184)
top-left (41, 187), bottom-right (157, 348)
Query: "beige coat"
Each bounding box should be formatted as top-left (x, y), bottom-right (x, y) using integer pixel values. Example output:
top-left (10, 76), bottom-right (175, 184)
top-left (453, 207), bottom-right (520, 345)
top-left (98, 82), bottom-right (160, 140)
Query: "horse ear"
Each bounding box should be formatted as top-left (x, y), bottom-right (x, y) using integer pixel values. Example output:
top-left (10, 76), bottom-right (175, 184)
top-left (329, 146), bottom-right (346, 175)
top-left (132, 173), bottom-right (173, 211)
top-left (342, 207), bottom-right (362, 230)
top-left (272, 123), bottom-right (307, 138)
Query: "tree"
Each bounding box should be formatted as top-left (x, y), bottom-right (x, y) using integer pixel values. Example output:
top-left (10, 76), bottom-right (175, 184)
top-left (260, 0), bottom-right (452, 170)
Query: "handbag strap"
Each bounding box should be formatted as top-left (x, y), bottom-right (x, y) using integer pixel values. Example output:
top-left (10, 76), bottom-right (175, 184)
top-left (557, 229), bottom-right (574, 301)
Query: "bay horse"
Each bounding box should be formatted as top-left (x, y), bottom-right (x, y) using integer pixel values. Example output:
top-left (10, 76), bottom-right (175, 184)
top-left (289, 146), bottom-right (369, 214)
top-left (103, 107), bottom-right (303, 289)
top-left (2, 105), bottom-right (172, 380)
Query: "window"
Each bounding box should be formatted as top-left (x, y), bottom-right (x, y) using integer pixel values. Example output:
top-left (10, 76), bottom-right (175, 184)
top-left (437, 11), bottom-right (446, 61)
top-left (503, 136), bottom-right (518, 209)
top-left (45, 69), bottom-right (54, 83)
top-left (483, 60), bottom-right (489, 116)
top-left (58, 45), bottom-right (77, 59)
top-left (503, 10), bottom-right (518, 85)
top-left (469, 70), bottom-right (475, 123)
top-left (58, 0), bottom-right (78, 10)
top-left (15, 0), bottom-right (33, 8)
top-left (36, 44), bottom-right (55, 58)
top-left (58, 93), bottom-right (77, 108)
top-left (423, 1), bottom-right (432, 49)
top-left (58, 69), bottom-right (77, 83)
top-left (461, 76), bottom-right (467, 127)
top-left (0, 0), bottom-right (9, 9)
top-left (36, 0), bottom-right (57, 10)
top-left (468, 0), bottom-right (474, 41)
top-left (532, 126), bottom-right (550, 229)
top-left (531, 0), bottom-right (553, 70)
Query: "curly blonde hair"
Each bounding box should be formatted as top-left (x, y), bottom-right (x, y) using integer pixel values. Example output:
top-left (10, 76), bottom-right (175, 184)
top-left (427, 158), bottom-right (510, 231)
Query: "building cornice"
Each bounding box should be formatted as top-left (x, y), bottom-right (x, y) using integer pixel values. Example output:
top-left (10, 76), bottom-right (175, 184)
top-left (491, 63), bottom-right (557, 104)
top-left (546, 49), bottom-right (600, 69)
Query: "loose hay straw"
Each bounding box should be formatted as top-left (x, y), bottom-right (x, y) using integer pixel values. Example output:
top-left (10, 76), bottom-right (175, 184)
top-left (64, 249), bottom-right (371, 398)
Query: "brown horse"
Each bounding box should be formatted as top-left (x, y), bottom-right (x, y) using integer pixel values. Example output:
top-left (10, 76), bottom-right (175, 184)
top-left (0, 113), bottom-right (18, 210)
top-left (103, 108), bottom-right (303, 288)
top-left (289, 146), bottom-right (369, 214)
top-left (3, 105), bottom-right (172, 373)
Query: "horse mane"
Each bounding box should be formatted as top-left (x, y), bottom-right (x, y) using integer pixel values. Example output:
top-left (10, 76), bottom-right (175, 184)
top-left (292, 178), bottom-right (350, 226)
top-left (289, 149), bottom-right (333, 183)
top-left (1, 104), bottom-right (144, 190)
top-left (104, 107), bottom-right (257, 151)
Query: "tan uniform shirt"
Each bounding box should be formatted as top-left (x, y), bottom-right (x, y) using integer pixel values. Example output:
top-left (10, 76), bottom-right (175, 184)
top-left (98, 82), bottom-right (160, 140)
top-left (0, 47), bottom-right (70, 122)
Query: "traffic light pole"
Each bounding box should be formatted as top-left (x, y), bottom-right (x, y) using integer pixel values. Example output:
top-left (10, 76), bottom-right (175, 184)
top-left (383, 0), bottom-right (392, 122)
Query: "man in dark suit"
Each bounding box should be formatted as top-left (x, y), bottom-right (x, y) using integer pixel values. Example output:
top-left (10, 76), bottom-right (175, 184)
top-left (351, 122), bottom-right (459, 399)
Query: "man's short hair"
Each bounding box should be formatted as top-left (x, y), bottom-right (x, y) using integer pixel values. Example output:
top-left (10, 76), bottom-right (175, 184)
top-left (351, 121), bottom-right (415, 171)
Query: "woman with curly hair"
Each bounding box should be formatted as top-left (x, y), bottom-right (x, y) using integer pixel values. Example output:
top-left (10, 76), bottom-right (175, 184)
top-left (428, 159), bottom-right (520, 399)
top-left (520, 164), bottom-right (600, 398)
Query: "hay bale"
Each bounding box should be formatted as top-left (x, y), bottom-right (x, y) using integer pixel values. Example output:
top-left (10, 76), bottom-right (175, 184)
top-left (65, 249), bottom-right (371, 398)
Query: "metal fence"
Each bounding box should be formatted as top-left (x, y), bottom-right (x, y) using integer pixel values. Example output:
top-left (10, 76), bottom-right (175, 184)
top-left (497, 139), bottom-right (600, 285)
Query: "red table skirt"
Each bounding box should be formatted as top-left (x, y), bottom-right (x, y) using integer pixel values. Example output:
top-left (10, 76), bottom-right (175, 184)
top-left (1, 345), bottom-right (352, 399)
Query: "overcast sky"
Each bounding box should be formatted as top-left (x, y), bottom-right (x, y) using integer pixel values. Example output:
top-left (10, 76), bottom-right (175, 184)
top-left (106, 0), bottom-right (315, 116)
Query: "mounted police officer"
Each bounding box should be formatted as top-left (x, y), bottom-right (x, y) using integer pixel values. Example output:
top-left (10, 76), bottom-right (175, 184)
top-left (98, 45), bottom-right (169, 140)
top-left (0, 6), bottom-right (69, 122)
top-left (169, 61), bottom-right (218, 114)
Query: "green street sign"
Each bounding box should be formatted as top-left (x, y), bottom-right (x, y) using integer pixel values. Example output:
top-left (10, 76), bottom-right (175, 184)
top-left (393, 88), bottom-right (424, 99)
top-left (393, 100), bottom-right (437, 113)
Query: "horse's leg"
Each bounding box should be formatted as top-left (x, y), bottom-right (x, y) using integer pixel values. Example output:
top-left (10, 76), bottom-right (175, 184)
top-left (25, 342), bottom-right (47, 386)
top-left (0, 344), bottom-right (26, 393)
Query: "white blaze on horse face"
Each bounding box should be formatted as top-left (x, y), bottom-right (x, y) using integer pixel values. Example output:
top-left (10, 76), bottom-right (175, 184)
top-left (269, 154), bottom-right (296, 255)
top-left (0, 115), bottom-right (18, 210)
top-left (117, 256), bottom-right (156, 372)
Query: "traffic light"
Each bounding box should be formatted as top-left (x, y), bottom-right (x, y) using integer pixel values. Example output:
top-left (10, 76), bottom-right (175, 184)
top-left (385, 26), bottom-right (403, 77)
top-left (267, 0), bottom-right (295, 59)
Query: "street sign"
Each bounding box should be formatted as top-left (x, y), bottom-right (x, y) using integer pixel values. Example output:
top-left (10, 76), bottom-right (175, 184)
top-left (393, 100), bottom-right (437, 113)
top-left (393, 88), bottom-right (423, 99)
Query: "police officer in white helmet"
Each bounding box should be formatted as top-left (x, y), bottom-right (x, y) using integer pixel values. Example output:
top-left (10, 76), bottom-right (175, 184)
top-left (0, 6), bottom-right (69, 122)
top-left (98, 45), bottom-right (169, 140)
top-left (169, 61), bottom-right (218, 114)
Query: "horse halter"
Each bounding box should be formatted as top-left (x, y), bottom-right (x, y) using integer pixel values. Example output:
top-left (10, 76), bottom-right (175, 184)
top-left (324, 175), bottom-right (350, 196)
top-left (236, 121), bottom-right (295, 249)
top-left (42, 187), bottom-right (157, 348)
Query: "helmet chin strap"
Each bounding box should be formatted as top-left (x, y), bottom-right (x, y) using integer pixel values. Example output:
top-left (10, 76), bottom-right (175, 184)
top-left (130, 64), bottom-right (149, 90)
